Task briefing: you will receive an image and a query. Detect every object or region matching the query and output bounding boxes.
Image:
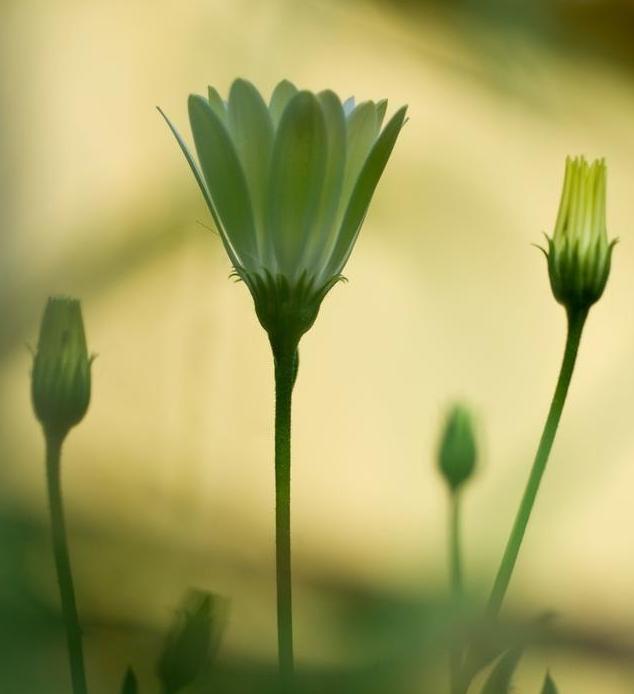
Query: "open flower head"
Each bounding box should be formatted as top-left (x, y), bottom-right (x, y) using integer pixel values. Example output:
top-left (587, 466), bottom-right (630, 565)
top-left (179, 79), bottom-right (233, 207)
top-left (546, 156), bottom-right (616, 312)
top-left (161, 79), bottom-right (407, 350)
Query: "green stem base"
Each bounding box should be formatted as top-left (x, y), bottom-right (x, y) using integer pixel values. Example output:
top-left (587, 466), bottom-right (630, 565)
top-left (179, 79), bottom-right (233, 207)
top-left (46, 432), bottom-right (88, 694)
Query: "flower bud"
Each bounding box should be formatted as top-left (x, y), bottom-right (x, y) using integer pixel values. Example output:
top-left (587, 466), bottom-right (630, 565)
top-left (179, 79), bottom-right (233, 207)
top-left (31, 297), bottom-right (92, 439)
top-left (546, 156), bottom-right (616, 312)
top-left (438, 405), bottom-right (477, 492)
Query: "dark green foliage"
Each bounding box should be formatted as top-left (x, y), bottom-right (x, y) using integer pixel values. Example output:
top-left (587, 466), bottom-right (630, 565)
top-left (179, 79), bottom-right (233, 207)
top-left (120, 667), bottom-right (138, 694)
top-left (156, 589), bottom-right (225, 693)
top-left (541, 671), bottom-right (559, 694)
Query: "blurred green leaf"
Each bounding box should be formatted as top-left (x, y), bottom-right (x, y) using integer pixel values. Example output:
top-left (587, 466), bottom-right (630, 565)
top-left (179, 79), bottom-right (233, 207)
top-left (120, 667), bottom-right (138, 694)
top-left (480, 648), bottom-right (523, 694)
top-left (156, 589), bottom-right (227, 693)
top-left (540, 671), bottom-right (559, 694)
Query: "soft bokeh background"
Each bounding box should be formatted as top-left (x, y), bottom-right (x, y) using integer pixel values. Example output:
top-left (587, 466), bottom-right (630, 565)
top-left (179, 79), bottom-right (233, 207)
top-left (1, 0), bottom-right (634, 691)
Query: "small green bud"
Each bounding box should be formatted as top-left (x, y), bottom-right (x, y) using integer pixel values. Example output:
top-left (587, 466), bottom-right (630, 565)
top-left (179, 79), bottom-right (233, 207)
top-left (546, 156), bottom-right (616, 312)
top-left (31, 297), bottom-right (92, 439)
top-left (438, 405), bottom-right (477, 492)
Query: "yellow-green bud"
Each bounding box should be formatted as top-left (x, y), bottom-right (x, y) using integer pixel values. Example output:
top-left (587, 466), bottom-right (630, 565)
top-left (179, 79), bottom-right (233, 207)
top-left (438, 405), bottom-right (477, 492)
top-left (546, 156), bottom-right (616, 312)
top-left (31, 297), bottom-right (92, 439)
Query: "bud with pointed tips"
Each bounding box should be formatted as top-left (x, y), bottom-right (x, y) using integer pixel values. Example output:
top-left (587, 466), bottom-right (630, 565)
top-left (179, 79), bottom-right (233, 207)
top-left (546, 156), bottom-right (616, 312)
top-left (31, 297), bottom-right (92, 440)
top-left (438, 405), bottom-right (477, 492)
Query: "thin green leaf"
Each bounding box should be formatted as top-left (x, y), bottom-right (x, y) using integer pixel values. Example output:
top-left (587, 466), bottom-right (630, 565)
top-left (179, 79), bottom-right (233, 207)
top-left (268, 91), bottom-right (327, 278)
top-left (227, 79), bottom-right (274, 256)
top-left (480, 648), bottom-right (523, 694)
top-left (325, 105), bottom-right (407, 278)
top-left (541, 671), bottom-right (559, 694)
top-left (188, 94), bottom-right (257, 269)
top-left (269, 79), bottom-right (298, 129)
top-left (120, 667), bottom-right (138, 694)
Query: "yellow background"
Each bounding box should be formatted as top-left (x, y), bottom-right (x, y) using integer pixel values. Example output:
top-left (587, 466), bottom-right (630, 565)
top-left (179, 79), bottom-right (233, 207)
top-left (1, 0), bottom-right (634, 691)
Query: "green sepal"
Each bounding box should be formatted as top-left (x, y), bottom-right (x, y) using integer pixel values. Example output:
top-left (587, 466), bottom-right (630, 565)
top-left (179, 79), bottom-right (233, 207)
top-left (237, 268), bottom-right (343, 355)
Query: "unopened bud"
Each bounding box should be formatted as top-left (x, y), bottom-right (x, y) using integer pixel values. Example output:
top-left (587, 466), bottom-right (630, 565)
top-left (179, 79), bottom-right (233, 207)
top-left (438, 405), bottom-right (477, 492)
top-left (546, 156), bottom-right (616, 312)
top-left (31, 297), bottom-right (92, 439)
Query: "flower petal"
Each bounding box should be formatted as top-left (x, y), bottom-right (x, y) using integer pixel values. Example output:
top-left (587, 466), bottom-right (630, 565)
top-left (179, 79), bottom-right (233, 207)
top-left (324, 105), bottom-right (407, 278)
top-left (227, 79), bottom-right (274, 256)
top-left (269, 79), bottom-right (298, 129)
top-left (157, 107), bottom-right (232, 249)
top-left (188, 94), bottom-right (257, 269)
top-left (268, 91), bottom-right (327, 279)
top-left (339, 101), bottom-right (379, 218)
top-left (303, 90), bottom-right (346, 268)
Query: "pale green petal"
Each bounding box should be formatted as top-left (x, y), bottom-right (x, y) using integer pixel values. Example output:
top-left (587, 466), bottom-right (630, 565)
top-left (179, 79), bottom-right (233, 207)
top-left (268, 91), bottom-right (327, 278)
top-left (342, 96), bottom-right (355, 115)
top-left (324, 105), bottom-right (407, 278)
top-left (269, 79), bottom-right (298, 129)
top-left (302, 90), bottom-right (346, 267)
top-left (207, 86), bottom-right (227, 124)
top-left (227, 79), bottom-right (274, 254)
top-left (188, 94), bottom-right (257, 269)
top-left (339, 101), bottom-right (379, 217)
top-left (157, 106), bottom-right (240, 261)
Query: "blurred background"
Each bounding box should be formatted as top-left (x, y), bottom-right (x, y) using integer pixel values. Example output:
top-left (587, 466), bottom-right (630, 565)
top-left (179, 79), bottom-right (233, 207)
top-left (1, 0), bottom-right (634, 691)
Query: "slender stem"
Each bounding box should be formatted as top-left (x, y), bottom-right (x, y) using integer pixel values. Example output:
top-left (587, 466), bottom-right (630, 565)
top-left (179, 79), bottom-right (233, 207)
top-left (273, 345), bottom-right (298, 687)
top-left (45, 431), bottom-right (88, 694)
top-left (449, 492), bottom-right (464, 694)
top-left (486, 307), bottom-right (588, 616)
top-left (450, 493), bottom-right (462, 599)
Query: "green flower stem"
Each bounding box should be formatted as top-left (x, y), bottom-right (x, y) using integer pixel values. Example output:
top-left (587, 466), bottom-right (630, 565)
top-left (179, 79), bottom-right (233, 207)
top-left (273, 345), bottom-right (298, 686)
top-left (486, 307), bottom-right (588, 616)
top-left (449, 492), bottom-right (464, 694)
top-left (45, 432), bottom-right (88, 694)
top-left (450, 493), bottom-right (463, 598)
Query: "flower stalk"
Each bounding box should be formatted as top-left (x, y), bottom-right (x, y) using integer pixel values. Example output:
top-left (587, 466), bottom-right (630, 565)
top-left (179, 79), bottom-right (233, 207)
top-left (32, 296), bottom-right (92, 694)
top-left (486, 306), bottom-right (587, 616)
top-left (161, 79), bottom-right (406, 682)
top-left (273, 343), bottom-right (298, 683)
top-left (46, 432), bottom-right (89, 694)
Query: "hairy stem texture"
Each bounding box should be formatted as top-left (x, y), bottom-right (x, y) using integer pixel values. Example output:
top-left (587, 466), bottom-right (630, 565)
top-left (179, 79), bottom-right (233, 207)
top-left (273, 346), bottom-right (298, 687)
